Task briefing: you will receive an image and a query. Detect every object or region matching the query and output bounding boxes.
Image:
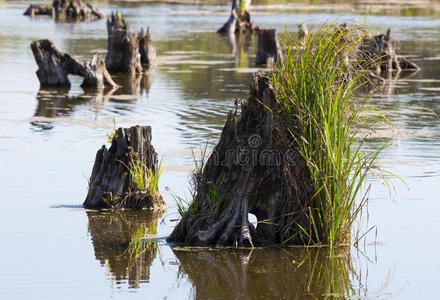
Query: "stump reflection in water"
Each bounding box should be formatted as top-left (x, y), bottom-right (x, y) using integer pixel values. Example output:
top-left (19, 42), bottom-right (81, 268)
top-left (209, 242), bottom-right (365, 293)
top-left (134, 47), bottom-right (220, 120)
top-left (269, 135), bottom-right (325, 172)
top-left (87, 209), bottom-right (164, 288)
top-left (174, 247), bottom-right (357, 299)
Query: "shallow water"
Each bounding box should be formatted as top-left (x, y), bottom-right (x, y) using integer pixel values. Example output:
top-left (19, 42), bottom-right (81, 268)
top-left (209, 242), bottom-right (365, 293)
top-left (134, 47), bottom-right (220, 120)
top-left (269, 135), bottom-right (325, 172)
top-left (1, 1), bottom-right (440, 299)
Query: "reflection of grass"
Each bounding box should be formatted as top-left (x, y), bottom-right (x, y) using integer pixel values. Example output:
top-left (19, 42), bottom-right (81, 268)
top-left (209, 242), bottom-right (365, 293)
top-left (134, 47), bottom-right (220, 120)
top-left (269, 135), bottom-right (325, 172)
top-left (271, 23), bottom-right (389, 246)
top-left (128, 224), bottom-right (158, 259)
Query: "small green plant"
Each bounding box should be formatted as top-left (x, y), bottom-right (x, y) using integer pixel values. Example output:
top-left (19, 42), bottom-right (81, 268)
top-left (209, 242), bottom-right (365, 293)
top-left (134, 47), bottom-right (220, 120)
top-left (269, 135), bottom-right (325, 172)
top-left (119, 157), bottom-right (164, 195)
top-left (238, 0), bottom-right (246, 16)
top-left (106, 118), bottom-right (117, 144)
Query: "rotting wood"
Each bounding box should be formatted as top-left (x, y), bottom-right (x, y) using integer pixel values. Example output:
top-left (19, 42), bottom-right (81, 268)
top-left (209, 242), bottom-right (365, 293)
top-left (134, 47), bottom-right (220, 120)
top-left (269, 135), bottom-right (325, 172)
top-left (255, 28), bottom-right (283, 67)
top-left (218, 0), bottom-right (253, 34)
top-left (167, 74), bottom-right (312, 247)
top-left (31, 39), bottom-right (117, 88)
top-left (138, 27), bottom-right (157, 67)
top-left (24, 0), bottom-right (104, 20)
top-left (84, 125), bottom-right (167, 210)
top-left (105, 12), bottom-right (148, 74)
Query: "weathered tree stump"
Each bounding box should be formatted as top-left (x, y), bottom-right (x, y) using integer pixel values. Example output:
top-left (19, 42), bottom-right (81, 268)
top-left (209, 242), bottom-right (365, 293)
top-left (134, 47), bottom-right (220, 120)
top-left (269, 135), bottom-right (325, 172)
top-left (31, 39), bottom-right (117, 88)
top-left (24, 0), bottom-right (104, 20)
top-left (106, 12), bottom-right (143, 74)
top-left (218, 0), bottom-right (253, 34)
top-left (358, 29), bottom-right (419, 73)
top-left (84, 125), bottom-right (167, 210)
top-left (298, 23), bottom-right (309, 42)
top-left (138, 28), bottom-right (156, 67)
top-left (255, 28), bottom-right (283, 67)
top-left (167, 74), bottom-right (312, 247)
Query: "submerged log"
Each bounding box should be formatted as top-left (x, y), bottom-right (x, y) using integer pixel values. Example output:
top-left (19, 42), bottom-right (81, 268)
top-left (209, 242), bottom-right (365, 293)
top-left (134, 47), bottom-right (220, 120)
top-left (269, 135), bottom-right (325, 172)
top-left (84, 125), bottom-right (167, 210)
top-left (24, 0), bottom-right (104, 20)
top-left (167, 74), bottom-right (312, 247)
top-left (138, 28), bottom-right (156, 67)
top-left (106, 12), bottom-right (143, 74)
top-left (218, 0), bottom-right (253, 34)
top-left (358, 29), bottom-right (419, 72)
top-left (255, 28), bottom-right (283, 67)
top-left (31, 39), bottom-right (117, 88)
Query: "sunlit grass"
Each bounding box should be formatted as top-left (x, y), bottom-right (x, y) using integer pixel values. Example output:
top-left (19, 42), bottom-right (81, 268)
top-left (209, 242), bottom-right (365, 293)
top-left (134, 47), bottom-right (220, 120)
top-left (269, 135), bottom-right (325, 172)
top-left (271, 23), bottom-right (389, 246)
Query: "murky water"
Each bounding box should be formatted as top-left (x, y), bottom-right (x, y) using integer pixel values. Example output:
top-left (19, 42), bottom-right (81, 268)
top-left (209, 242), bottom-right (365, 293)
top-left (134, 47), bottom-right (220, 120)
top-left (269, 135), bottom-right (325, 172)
top-left (1, 1), bottom-right (440, 299)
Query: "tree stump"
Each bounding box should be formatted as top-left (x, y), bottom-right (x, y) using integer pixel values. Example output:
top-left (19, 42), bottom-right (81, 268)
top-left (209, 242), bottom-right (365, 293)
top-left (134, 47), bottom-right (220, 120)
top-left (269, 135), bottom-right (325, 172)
top-left (24, 0), bottom-right (104, 20)
top-left (218, 0), bottom-right (253, 34)
top-left (105, 12), bottom-right (143, 74)
top-left (31, 39), bottom-right (117, 88)
top-left (358, 29), bottom-right (419, 73)
top-left (255, 28), bottom-right (283, 67)
top-left (138, 28), bottom-right (156, 67)
top-left (84, 125), bottom-right (167, 210)
top-left (167, 74), bottom-right (312, 247)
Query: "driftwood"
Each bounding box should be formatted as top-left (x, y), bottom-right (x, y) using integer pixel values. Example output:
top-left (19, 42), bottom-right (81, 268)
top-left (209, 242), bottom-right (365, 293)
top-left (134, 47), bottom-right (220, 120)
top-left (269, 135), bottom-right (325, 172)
top-left (255, 29), bottom-right (283, 67)
top-left (84, 125), bottom-right (167, 210)
top-left (358, 29), bottom-right (419, 73)
top-left (218, 0), bottom-right (253, 34)
top-left (138, 28), bottom-right (156, 67)
top-left (24, 0), bottom-right (104, 20)
top-left (87, 210), bottom-right (164, 288)
top-left (167, 74), bottom-right (312, 247)
top-left (31, 39), bottom-right (116, 88)
top-left (106, 13), bottom-right (144, 74)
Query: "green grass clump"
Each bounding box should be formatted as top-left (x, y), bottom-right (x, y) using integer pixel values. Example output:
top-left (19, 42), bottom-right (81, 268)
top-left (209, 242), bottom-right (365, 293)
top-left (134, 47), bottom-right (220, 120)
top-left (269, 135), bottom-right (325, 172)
top-left (271, 23), bottom-right (387, 246)
top-left (120, 157), bottom-right (163, 196)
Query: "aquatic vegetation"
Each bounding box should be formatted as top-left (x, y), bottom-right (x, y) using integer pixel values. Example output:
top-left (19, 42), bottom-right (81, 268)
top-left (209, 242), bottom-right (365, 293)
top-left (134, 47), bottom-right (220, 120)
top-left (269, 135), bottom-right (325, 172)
top-left (106, 118), bottom-right (117, 144)
top-left (120, 156), bottom-right (164, 196)
top-left (270, 23), bottom-right (389, 246)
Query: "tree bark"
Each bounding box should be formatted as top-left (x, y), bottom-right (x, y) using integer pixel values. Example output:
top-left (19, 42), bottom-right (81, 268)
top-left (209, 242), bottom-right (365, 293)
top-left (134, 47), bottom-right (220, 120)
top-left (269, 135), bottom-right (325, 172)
top-left (138, 27), bottom-right (156, 67)
top-left (105, 12), bottom-right (143, 74)
top-left (358, 29), bottom-right (419, 72)
top-left (167, 74), bottom-right (313, 247)
top-left (218, 0), bottom-right (253, 34)
top-left (255, 28), bottom-right (283, 67)
top-left (24, 0), bottom-right (104, 20)
top-left (84, 125), bottom-right (167, 210)
top-left (31, 39), bottom-right (117, 88)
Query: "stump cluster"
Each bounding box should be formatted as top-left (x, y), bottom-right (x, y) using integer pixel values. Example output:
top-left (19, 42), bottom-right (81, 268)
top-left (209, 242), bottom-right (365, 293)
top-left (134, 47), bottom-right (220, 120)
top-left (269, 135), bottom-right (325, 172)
top-left (83, 125), bottom-right (167, 210)
top-left (106, 12), bottom-right (156, 74)
top-left (24, 0), bottom-right (104, 20)
top-left (31, 39), bottom-right (116, 88)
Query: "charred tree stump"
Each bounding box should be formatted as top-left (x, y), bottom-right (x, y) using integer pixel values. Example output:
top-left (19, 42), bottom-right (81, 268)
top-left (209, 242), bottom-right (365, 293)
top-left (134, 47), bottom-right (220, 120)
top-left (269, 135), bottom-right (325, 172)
top-left (31, 39), bottom-right (117, 88)
top-left (84, 125), bottom-right (167, 210)
top-left (358, 29), bottom-right (419, 73)
top-left (138, 28), bottom-right (156, 67)
top-left (24, 0), bottom-right (104, 20)
top-left (218, 0), bottom-right (253, 34)
top-left (106, 13), bottom-right (143, 74)
top-left (255, 29), bottom-right (283, 67)
top-left (167, 74), bottom-right (312, 247)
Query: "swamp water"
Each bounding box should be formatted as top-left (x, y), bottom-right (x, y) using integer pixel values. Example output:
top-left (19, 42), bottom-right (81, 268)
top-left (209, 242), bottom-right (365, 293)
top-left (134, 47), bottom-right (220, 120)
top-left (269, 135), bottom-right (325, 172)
top-left (1, 1), bottom-right (440, 299)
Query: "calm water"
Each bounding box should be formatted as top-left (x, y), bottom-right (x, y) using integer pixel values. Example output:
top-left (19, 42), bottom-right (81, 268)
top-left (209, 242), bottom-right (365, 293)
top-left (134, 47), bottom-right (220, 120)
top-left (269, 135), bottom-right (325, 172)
top-left (1, 1), bottom-right (440, 299)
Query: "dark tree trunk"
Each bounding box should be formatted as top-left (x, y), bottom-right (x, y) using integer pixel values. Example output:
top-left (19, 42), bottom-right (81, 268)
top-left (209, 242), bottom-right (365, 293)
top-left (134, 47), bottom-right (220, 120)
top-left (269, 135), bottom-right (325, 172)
top-left (31, 39), bottom-right (117, 88)
top-left (255, 28), bottom-right (283, 67)
top-left (84, 125), bottom-right (167, 210)
top-left (105, 12), bottom-right (143, 74)
top-left (138, 28), bottom-right (156, 67)
top-left (167, 74), bottom-right (313, 247)
top-left (24, 0), bottom-right (104, 20)
top-left (218, 0), bottom-right (253, 34)
top-left (358, 29), bottom-right (419, 72)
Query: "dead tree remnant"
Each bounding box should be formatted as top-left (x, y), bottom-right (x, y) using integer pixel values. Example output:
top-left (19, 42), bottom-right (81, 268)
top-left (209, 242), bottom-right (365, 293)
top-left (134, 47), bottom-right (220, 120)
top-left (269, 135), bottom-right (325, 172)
top-left (255, 29), bottom-right (283, 67)
top-left (167, 74), bottom-right (312, 247)
top-left (358, 29), bottom-right (419, 73)
top-left (24, 0), bottom-right (104, 20)
top-left (31, 39), bottom-right (117, 88)
top-left (106, 13), bottom-right (156, 74)
top-left (84, 125), bottom-right (167, 210)
top-left (138, 28), bottom-right (157, 66)
top-left (218, 0), bottom-right (253, 34)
